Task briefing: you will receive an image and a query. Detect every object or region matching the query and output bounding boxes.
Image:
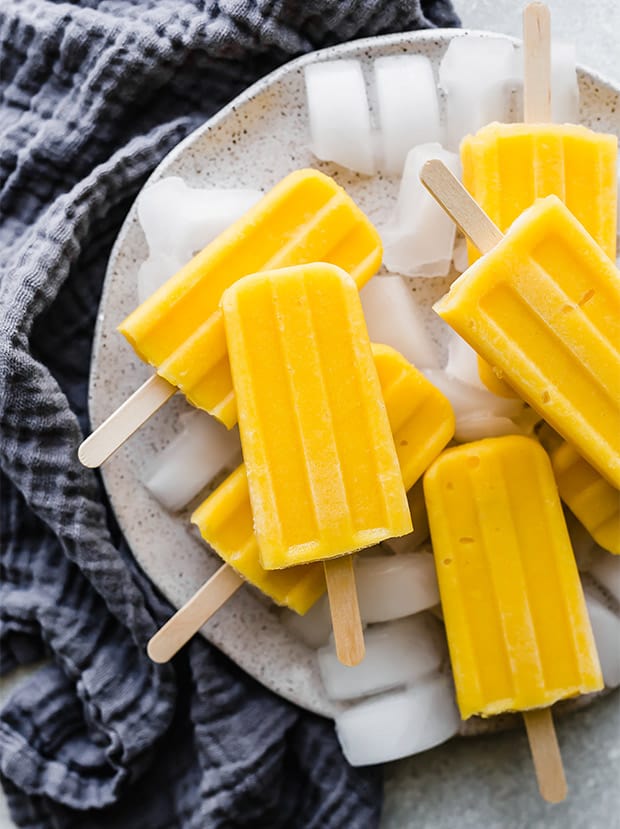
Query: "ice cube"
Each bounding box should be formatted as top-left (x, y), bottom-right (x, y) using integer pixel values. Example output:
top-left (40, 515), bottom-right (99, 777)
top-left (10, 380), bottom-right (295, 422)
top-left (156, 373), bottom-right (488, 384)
top-left (318, 613), bottom-right (445, 701)
top-left (281, 595), bottom-right (332, 649)
top-left (382, 143), bottom-right (460, 277)
top-left (454, 413), bottom-right (523, 443)
top-left (360, 275), bottom-right (440, 369)
top-left (137, 252), bottom-right (185, 304)
top-left (445, 330), bottom-right (485, 390)
top-left (384, 479), bottom-right (430, 554)
top-left (439, 35), bottom-right (519, 151)
top-left (452, 234), bottom-right (469, 273)
top-left (355, 551), bottom-right (439, 623)
top-left (583, 587), bottom-right (620, 688)
top-left (373, 55), bottom-right (441, 174)
top-left (423, 369), bottom-right (524, 421)
top-left (138, 177), bottom-right (261, 257)
top-left (335, 673), bottom-right (460, 765)
top-left (551, 41), bottom-right (579, 123)
top-left (142, 410), bottom-right (241, 511)
top-left (305, 60), bottom-right (376, 175)
top-left (588, 547), bottom-right (620, 604)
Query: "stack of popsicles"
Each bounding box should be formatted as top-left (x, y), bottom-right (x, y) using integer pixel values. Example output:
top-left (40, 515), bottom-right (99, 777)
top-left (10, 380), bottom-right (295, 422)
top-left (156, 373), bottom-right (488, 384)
top-left (75, 0), bottom-right (620, 798)
top-left (413, 1), bottom-right (617, 801)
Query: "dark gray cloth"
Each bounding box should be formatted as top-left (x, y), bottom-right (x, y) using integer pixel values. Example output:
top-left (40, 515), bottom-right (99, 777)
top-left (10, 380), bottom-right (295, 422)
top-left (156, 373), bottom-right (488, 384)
top-left (0, 1), bottom-right (460, 826)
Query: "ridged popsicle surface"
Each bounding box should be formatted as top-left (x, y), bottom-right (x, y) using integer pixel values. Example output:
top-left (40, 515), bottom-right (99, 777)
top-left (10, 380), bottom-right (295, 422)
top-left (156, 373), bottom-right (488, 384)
top-left (461, 122), bottom-right (617, 263)
top-left (371, 344), bottom-right (455, 490)
top-left (550, 440), bottom-right (620, 555)
top-left (435, 195), bottom-right (620, 489)
top-left (191, 465), bottom-right (325, 615)
top-left (222, 264), bottom-right (412, 569)
top-left (192, 342), bottom-right (453, 611)
top-left (424, 435), bottom-right (603, 719)
top-left (118, 169), bottom-right (382, 427)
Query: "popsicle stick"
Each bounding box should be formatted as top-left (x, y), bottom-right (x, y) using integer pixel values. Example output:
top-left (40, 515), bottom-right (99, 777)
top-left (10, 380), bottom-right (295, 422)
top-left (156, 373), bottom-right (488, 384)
top-left (523, 3), bottom-right (552, 123)
top-left (523, 708), bottom-right (568, 803)
top-left (420, 159), bottom-right (503, 255)
top-left (78, 373), bottom-right (176, 468)
top-left (324, 556), bottom-right (365, 667)
top-left (147, 563), bottom-right (244, 663)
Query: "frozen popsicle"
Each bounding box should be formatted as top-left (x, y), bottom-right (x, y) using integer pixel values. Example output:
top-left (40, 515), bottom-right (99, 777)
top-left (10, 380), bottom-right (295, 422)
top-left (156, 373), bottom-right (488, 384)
top-left (546, 439), bottom-right (620, 555)
top-left (78, 168), bottom-right (382, 468)
top-left (424, 435), bottom-right (603, 802)
top-left (461, 122), bottom-right (618, 263)
top-left (422, 159), bottom-right (620, 490)
top-left (462, 4), bottom-right (617, 266)
top-left (148, 341), bottom-right (454, 663)
top-left (223, 263), bottom-right (412, 665)
top-left (223, 264), bottom-right (412, 569)
top-left (462, 4), bottom-right (617, 397)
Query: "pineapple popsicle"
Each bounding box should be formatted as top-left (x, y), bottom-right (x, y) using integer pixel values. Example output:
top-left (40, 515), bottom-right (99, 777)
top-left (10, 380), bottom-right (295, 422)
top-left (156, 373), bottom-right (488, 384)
top-left (148, 342), bottom-right (454, 664)
top-left (433, 194), bottom-right (620, 490)
top-left (222, 264), bottom-right (412, 569)
top-left (191, 343), bottom-right (454, 603)
top-left (118, 169), bottom-right (382, 429)
top-left (424, 435), bottom-right (603, 720)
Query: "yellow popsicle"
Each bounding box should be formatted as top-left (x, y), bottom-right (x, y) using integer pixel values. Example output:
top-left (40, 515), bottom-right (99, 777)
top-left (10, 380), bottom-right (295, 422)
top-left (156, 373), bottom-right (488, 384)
top-left (191, 343), bottom-right (455, 611)
top-left (548, 440), bottom-right (620, 556)
top-left (424, 435), bottom-right (603, 719)
top-left (372, 343), bottom-right (455, 489)
top-left (118, 169), bottom-right (382, 428)
top-left (461, 123), bottom-right (618, 264)
top-left (434, 194), bottom-right (620, 489)
top-left (221, 264), bottom-right (412, 569)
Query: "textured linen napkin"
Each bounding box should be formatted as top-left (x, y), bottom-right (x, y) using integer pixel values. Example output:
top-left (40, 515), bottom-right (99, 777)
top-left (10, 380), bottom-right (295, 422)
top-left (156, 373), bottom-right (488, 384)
top-left (0, 1), bottom-right (460, 826)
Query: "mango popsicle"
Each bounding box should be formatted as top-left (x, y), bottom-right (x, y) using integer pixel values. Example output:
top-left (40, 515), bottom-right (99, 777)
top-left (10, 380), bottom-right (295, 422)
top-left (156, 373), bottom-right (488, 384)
top-left (79, 169), bottom-right (382, 469)
top-left (461, 122), bottom-right (618, 264)
top-left (191, 344), bottom-right (454, 598)
top-left (424, 435), bottom-right (602, 802)
top-left (424, 435), bottom-right (602, 719)
top-left (433, 193), bottom-right (620, 490)
top-left (224, 262), bottom-right (414, 666)
top-left (119, 169), bottom-right (382, 428)
top-left (222, 263), bottom-right (412, 567)
top-left (147, 342), bottom-right (454, 663)
top-left (547, 438), bottom-right (620, 556)
top-left (460, 3), bottom-right (617, 397)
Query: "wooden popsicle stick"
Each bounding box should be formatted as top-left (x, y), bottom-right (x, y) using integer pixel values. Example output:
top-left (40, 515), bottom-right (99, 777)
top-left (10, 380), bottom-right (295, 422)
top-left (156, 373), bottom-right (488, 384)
top-left (523, 708), bottom-right (568, 803)
top-left (147, 563), bottom-right (244, 663)
top-left (420, 159), bottom-right (503, 255)
top-left (78, 373), bottom-right (176, 468)
top-left (324, 556), bottom-right (365, 667)
top-left (523, 3), bottom-right (552, 123)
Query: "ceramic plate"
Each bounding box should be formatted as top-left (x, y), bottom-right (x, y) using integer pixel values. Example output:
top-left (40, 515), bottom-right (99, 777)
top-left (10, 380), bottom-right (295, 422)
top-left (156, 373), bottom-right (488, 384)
top-left (89, 28), bottom-right (620, 721)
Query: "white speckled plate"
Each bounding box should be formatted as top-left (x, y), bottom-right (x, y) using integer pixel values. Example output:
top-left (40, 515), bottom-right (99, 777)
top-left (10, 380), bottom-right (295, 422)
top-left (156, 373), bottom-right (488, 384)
top-left (89, 29), bottom-right (620, 721)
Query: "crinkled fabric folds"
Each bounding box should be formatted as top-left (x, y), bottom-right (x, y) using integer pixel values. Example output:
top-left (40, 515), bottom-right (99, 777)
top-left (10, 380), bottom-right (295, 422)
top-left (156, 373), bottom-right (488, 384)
top-left (0, 1), bottom-right (459, 826)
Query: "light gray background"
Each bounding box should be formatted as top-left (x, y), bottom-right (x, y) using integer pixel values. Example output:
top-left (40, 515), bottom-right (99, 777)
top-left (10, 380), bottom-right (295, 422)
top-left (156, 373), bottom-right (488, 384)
top-left (1, 1), bottom-right (618, 827)
top-left (381, 2), bottom-right (620, 827)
